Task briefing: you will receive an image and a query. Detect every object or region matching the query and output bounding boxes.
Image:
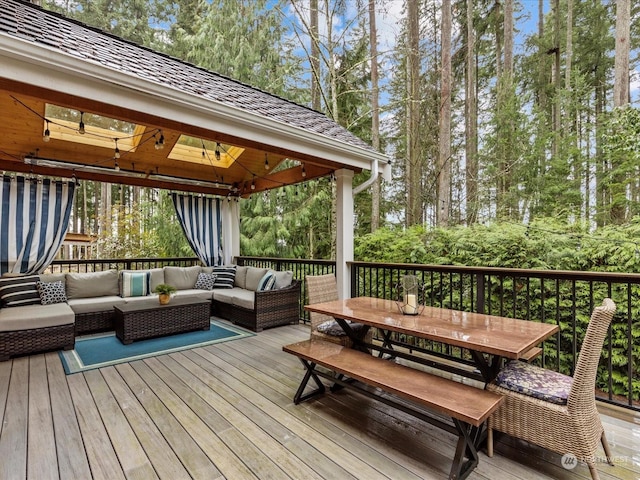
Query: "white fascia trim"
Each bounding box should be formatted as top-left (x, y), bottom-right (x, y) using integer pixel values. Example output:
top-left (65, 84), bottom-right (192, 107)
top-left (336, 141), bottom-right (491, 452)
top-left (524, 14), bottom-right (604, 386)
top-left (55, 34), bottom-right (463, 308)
top-left (0, 34), bottom-right (389, 172)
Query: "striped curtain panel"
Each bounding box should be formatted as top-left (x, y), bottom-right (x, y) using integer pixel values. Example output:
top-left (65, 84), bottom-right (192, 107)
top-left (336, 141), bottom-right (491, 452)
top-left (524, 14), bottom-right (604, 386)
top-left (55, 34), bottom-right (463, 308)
top-left (171, 193), bottom-right (224, 267)
top-left (0, 176), bottom-right (76, 275)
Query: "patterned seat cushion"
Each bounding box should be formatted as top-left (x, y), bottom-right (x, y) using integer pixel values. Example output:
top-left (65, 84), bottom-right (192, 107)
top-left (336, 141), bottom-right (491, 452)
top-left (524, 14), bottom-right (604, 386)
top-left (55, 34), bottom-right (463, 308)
top-left (316, 320), bottom-right (367, 337)
top-left (494, 360), bottom-right (573, 405)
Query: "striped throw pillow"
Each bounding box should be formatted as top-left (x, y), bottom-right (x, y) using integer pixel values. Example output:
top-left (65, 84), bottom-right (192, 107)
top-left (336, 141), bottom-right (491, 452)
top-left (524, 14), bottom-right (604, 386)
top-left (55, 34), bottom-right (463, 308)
top-left (0, 275), bottom-right (42, 307)
top-left (121, 271), bottom-right (151, 297)
top-left (257, 271), bottom-right (276, 291)
top-left (211, 266), bottom-right (236, 289)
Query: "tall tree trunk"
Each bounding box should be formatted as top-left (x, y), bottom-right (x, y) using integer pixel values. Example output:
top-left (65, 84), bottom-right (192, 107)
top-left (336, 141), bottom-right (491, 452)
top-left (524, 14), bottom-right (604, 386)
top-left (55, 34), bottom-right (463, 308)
top-left (310, 0), bottom-right (321, 111)
top-left (406, 0), bottom-right (421, 226)
top-left (499, 0), bottom-right (514, 219)
top-left (324, 0), bottom-right (339, 122)
top-left (595, 84), bottom-right (606, 226)
top-left (565, 0), bottom-right (573, 92)
top-left (494, 1), bottom-right (502, 80)
top-left (465, 0), bottom-right (478, 225)
top-left (552, 0), bottom-right (561, 157)
top-left (503, 0), bottom-right (513, 74)
top-left (369, 0), bottom-right (381, 232)
top-left (437, 0), bottom-right (452, 226)
top-left (614, 0), bottom-right (630, 107)
top-left (610, 0), bottom-right (631, 223)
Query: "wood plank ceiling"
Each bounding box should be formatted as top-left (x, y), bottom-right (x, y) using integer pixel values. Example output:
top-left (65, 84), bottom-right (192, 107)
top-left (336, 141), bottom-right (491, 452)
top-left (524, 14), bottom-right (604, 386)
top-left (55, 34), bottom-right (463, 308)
top-left (0, 80), bottom-right (337, 197)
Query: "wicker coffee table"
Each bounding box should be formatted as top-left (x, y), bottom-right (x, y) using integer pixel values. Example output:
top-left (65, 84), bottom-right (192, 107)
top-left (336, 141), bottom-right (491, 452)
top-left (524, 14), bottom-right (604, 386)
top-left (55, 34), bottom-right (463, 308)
top-left (114, 297), bottom-right (211, 344)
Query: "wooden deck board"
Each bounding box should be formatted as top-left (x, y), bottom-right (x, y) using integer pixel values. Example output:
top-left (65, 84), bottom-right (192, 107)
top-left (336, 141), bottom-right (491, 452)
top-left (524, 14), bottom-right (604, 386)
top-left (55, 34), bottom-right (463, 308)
top-left (44, 352), bottom-right (92, 479)
top-left (27, 355), bottom-right (58, 480)
top-left (99, 366), bottom-right (192, 480)
top-left (128, 359), bottom-right (258, 480)
top-left (114, 362), bottom-right (222, 480)
top-left (0, 321), bottom-right (638, 480)
top-left (0, 357), bottom-right (28, 480)
top-left (66, 372), bottom-right (127, 480)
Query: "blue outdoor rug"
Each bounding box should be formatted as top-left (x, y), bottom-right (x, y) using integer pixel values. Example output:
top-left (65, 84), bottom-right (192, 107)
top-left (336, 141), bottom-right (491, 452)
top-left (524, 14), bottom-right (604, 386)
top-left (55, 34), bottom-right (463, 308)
top-left (59, 319), bottom-right (254, 374)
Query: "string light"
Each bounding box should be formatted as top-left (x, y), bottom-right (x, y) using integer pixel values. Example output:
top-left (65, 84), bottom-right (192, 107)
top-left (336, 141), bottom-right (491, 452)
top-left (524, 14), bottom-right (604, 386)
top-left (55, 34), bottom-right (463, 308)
top-left (78, 112), bottom-right (85, 135)
top-left (202, 141), bottom-right (206, 158)
top-left (155, 130), bottom-right (165, 150)
top-left (302, 163), bottom-right (306, 178)
top-left (264, 153), bottom-right (269, 170)
top-left (114, 159), bottom-right (120, 171)
top-left (43, 120), bottom-right (50, 142)
top-left (114, 138), bottom-right (120, 159)
top-left (215, 142), bottom-right (221, 161)
top-left (251, 176), bottom-right (256, 190)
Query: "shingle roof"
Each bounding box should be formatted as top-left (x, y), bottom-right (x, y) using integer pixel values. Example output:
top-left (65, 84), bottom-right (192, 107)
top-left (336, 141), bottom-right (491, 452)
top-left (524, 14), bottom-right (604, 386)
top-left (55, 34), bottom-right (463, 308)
top-left (0, 0), bottom-right (377, 154)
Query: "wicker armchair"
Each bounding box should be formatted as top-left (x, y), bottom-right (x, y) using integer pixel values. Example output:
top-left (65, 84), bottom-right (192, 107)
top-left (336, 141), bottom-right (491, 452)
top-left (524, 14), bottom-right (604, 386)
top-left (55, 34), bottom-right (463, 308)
top-left (306, 274), bottom-right (372, 347)
top-left (486, 298), bottom-right (616, 480)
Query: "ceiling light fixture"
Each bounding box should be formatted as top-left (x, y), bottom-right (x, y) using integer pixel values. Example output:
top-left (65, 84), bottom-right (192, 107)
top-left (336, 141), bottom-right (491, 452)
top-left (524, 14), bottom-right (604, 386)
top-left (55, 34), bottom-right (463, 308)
top-left (264, 153), bottom-right (269, 170)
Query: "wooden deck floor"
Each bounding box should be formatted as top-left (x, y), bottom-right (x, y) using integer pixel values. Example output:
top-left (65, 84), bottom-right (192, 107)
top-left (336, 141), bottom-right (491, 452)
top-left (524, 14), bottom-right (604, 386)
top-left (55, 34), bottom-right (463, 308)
top-left (0, 322), bottom-right (638, 480)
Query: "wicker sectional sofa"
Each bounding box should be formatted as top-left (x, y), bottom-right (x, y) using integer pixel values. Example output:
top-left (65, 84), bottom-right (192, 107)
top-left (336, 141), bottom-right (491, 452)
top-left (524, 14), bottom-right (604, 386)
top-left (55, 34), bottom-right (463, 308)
top-left (0, 265), bottom-right (300, 361)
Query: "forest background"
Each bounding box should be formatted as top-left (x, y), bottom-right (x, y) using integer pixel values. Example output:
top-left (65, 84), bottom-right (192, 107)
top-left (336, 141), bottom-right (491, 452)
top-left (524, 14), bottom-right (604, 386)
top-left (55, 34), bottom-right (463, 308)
top-left (39, 0), bottom-right (640, 274)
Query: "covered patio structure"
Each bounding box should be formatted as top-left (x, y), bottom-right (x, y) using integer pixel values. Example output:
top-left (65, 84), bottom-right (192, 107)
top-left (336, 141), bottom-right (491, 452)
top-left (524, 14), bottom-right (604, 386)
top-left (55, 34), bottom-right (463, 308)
top-left (0, 0), bottom-right (390, 296)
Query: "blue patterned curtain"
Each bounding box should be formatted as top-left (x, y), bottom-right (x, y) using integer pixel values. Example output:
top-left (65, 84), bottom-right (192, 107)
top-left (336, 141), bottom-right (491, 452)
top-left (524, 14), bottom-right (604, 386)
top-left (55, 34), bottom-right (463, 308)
top-left (0, 176), bottom-right (76, 275)
top-left (171, 193), bottom-right (224, 267)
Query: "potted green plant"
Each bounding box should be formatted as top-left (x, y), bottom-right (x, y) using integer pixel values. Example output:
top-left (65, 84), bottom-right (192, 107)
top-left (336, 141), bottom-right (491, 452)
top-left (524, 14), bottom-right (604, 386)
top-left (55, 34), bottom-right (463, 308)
top-left (153, 283), bottom-right (177, 304)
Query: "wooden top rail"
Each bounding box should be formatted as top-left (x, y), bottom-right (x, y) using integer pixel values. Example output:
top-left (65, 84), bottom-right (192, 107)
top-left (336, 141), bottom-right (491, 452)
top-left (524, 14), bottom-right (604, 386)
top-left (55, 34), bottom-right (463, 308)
top-left (284, 339), bottom-right (503, 427)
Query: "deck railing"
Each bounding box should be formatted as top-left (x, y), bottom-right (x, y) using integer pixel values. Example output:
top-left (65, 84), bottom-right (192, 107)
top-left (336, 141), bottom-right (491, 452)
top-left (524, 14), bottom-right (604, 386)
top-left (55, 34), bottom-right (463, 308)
top-left (46, 256), bottom-right (639, 411)
top-left (48, 257), bottom-right (202, 273)
top-left (239, 257), bottom-right (640, 412)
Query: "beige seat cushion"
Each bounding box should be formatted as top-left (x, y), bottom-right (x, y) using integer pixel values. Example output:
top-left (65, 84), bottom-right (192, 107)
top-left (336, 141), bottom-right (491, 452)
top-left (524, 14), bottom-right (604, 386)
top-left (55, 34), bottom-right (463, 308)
top-left (173, 289), bottom-right (214, 302)
top-left (0, 303), bottom-right (74, 332)
top-left (231, 289), bottom-right (255, 310)
top-left (212, 287), bottom-right (255, 310)
top-left (66, 270), bottom-right (119, 299)
top-left (39, 273), bottom-right (66, 288)
top-left (163, 266), bottom-right (202, 290)
top-left (234, 266), bottom-right (248, 289)
top-left (212, 288), bottom-right (236, 304)
top-left (67, 296), bottom-right (126, 314)
top-left (274, 270), bottom-right (293, 289)
top-left (245, 267), bottom-right (268, 292)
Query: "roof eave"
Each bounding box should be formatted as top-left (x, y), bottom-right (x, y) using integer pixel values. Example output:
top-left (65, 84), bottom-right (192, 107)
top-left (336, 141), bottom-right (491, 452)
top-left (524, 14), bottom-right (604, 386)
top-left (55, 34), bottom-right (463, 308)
top-left (0, 33), bottom-right (390, 177)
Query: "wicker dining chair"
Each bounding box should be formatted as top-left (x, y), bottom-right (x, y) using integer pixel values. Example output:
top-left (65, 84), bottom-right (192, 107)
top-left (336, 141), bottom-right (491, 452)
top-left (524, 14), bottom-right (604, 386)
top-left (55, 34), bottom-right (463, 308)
top-left (486, 298), bottom-right (616, 480)
top-left (306, 274), bottom-right (372, 347)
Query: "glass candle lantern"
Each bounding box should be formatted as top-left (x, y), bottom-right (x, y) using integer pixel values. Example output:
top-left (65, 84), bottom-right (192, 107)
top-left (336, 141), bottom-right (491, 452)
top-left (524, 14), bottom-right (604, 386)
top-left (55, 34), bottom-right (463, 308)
top-left (394, 275), bottom-right (425, 315)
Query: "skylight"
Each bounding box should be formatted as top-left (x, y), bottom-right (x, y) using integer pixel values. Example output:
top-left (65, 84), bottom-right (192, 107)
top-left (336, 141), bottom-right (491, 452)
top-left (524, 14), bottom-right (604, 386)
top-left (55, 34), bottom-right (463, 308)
top-left (44, 104), bottom-right (144, 151)
top-left (168, 135), bottom-right (242, 168)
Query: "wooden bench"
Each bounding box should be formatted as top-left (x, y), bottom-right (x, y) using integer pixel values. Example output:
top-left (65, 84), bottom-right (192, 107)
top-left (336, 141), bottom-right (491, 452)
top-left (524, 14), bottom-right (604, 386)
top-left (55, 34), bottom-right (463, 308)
top-left (284, 339), bottom-right (503, 480)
